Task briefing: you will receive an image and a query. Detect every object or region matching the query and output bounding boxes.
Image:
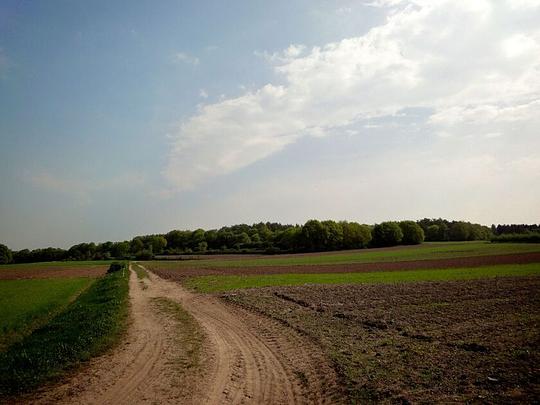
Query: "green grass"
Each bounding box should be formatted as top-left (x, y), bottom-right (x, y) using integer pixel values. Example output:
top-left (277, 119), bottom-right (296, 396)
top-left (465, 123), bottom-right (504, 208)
top-left (0, 278), bottom-right (94, 351)
top-left (151, 242), bottom-right (540, 269)
top-left (133, 263), bottom-right (148, 279)
top-left (151, 298), bottom-right (204, 372)
top-left (0, 265), bottom-right (129, 397)
top-left (184, 263), bottom-right (540, 292)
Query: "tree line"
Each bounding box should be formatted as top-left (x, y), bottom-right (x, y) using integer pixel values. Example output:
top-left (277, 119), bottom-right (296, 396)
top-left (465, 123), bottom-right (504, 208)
top-left (0, 218), bottom-right (515, 265)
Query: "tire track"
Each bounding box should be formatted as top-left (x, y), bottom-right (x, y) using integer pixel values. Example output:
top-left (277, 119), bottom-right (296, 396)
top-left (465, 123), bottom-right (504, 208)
top-left (32, 264), bottom-right (345, 404)
top-left (31, 266), bottom-right (199, 405)
top-left (142, 265), bottom-right (346, 404)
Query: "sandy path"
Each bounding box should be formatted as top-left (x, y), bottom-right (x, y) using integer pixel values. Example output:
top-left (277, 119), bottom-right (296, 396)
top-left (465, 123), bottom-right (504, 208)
top-left (29, 265), bottom-right (199, 404)
top-left (141, 265), bottom-right (344, 404)
top-left (29, 265), bottom-right (343, 404)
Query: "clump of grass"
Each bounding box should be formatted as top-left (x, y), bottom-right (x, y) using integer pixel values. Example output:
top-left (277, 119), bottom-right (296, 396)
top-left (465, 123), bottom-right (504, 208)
top-left (0, 264), bottom-right (129, 397)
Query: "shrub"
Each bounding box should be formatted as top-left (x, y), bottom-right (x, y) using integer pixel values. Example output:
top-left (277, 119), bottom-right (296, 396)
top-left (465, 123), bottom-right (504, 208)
top-left (371, 222), bottom-right (403, 247)
top-left (107, 262), bottom-right (125, 273)
top-left (399, 221), bottom-right (425, 245)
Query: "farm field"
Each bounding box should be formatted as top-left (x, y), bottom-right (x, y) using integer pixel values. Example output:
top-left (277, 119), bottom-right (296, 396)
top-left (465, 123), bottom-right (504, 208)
top-left (144, 242), bottom-right (540, 402)
top-left (182, 263), bottom-right (540, 292)
top-left (224, 277), bottom-right (540, 403)
top-left (3, 244), bottom-right (539, 403)
top-left (0, 261), bottom-right (110, 280)
top-left (0, 278), bottom-right (94, 350)
top-left (0, 261), bottom-right (129, 400)
top-left (148, 242), bottom-right (540, 269)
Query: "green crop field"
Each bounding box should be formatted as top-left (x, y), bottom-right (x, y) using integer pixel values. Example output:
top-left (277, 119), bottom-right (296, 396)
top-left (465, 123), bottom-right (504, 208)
top-left (0, 266), bottom-right (129, 397)
top-left (184, 263), bottom-right (540, 292)
top-left (0, 278), bottom-right (94, 350)
top-left (151, 242), bottom-right (540, 269)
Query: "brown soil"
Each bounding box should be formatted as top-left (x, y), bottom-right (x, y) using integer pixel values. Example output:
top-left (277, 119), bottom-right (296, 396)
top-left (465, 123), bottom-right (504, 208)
top-left (224, 277), bottom-right (540, 403)
top-left (0, 265), bottom-right (108, 280)
top-left (148, 252), bottom-right (540, 279)
top-left (29, 265), bottom-right (344, 404)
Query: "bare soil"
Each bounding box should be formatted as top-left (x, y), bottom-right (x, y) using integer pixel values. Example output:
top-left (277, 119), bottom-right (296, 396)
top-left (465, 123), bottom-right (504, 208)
top-left (27, 265), bottom-right (343, 404)
top-left (224, 277), bottom-right (540, 403)
top-left (0, 265), bottom-right (108, 280)
top-left (148, 252), bottom-right (540, 279)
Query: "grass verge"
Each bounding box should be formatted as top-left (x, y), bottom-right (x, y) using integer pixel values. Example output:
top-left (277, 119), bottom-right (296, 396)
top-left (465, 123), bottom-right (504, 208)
top-left (0, 264), bottom-right (129, 397)
top-left (185, 263), bottom-right (540, 292)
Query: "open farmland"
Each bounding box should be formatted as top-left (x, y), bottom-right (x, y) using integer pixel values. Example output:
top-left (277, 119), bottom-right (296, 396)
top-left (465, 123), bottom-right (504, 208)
top-left (0, 278), bottom-right (94, 350)
top-left (144, 242), bottom-right (540, 402)
top-left (148, 242), bottom-right (540, 269)
top-left (0, 264), bottom-right (129, 398)
top-left (224, 277), bottom-right (540, 403)
top-left (0, 261), bottom-right (110, 280)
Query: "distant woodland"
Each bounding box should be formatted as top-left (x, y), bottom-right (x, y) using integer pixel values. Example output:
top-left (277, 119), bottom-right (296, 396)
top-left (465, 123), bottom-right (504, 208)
top-left (1, 219), bottom-right (538, 264)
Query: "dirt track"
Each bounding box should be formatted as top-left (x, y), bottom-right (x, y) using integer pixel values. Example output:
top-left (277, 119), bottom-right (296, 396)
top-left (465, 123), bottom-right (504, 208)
top-left (31, 265), bottom-right (343, 404)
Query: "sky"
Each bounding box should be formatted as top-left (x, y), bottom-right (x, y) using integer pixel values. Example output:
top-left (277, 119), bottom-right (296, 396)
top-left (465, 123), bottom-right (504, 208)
top-left (0, 0), bottom-right (539, 250)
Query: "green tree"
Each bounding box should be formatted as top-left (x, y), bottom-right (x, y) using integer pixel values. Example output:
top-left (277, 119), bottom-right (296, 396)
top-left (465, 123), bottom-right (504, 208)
top-left (448, 222), bottom-right (470, 241)
top-left (0, 244), bottom-right (13, 264)
top-left (322, 220), bottom-right (344, 250)
top-left (425, 225), bottom-right (440, 241)
top-left (150, 236), bottom-right (167, 254)
top-left (130, 237), bottom-right (144, 254)
top-left (399, 221), bottom-right (425, 245)
top-left (300, 220), bottom-right (329, 251)
top-left (371, 222), bottom-right (403, 247)
top-left (341, 221), bottom-right (372, 249)
top-left (111, 241), bottom-right (130, 258)
top-left (196, 241), bottom-right (208, 252)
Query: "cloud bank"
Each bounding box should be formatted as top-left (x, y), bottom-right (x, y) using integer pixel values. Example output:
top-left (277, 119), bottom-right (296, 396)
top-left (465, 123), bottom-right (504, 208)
top-left (165, 0), bottom-right (540, 190)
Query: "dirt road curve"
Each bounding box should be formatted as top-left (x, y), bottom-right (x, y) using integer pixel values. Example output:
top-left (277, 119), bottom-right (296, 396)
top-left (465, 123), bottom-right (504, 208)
top-left (32, 265), bottom-right (343, 404)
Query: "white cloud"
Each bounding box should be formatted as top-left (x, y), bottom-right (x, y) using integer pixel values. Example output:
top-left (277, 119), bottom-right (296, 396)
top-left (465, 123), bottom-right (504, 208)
top-left (165, 1), bottom-right (540, 190)
top-left (506, 0), bottom-right (540, 9)
top-left (173, 52), bottom-right (199, 66)
top-left (199, 89), bottom-right (208, 98)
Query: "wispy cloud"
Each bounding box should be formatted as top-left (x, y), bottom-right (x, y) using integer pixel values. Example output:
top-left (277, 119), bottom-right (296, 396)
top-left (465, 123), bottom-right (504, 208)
top-left (173, 51), bottom-right (199, 66)
top-left (27, 171), bottom-right (146, 202)
top-left (165, 0), bottom-right (540, 190)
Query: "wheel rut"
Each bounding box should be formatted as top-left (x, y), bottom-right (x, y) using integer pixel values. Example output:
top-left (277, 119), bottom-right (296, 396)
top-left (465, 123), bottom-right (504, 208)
top-left (30, 264), bottom-right (345, 404)
top-left (142, 265), bottom-right (345, 404)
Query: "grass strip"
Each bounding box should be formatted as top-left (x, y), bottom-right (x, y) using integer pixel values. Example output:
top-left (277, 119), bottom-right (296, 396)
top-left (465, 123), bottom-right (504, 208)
top-left (151, 298), bottom-right (204, 372)
top-left (0, 264), bottom-right (129, 397)
top-left (185, 263), bottom-right (540, 292)
top-left (133, 263), bottom-right (148, 280)
top-left (0, 278), bottom-right (94, 351)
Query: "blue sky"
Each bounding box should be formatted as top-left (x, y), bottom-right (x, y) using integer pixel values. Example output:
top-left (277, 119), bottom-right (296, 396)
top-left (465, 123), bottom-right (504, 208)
top-left (1, 0), bottom-right (539, 249)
